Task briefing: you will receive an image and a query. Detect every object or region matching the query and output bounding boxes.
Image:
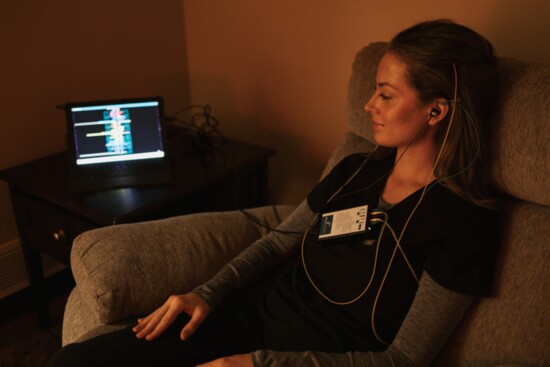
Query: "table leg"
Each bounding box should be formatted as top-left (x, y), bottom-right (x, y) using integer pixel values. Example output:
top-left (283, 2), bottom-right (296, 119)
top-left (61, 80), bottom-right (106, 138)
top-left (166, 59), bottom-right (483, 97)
top-left (21, 240), bottom-right (51, 329)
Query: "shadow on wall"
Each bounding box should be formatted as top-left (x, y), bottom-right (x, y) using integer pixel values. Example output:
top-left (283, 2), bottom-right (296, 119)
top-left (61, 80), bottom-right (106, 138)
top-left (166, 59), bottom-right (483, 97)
top-left (250, 125), bottom-right (327, 205)
top-left (481, 2), bottom-right (550, 63)
top-left (187, 72), bottom-right (338, 205)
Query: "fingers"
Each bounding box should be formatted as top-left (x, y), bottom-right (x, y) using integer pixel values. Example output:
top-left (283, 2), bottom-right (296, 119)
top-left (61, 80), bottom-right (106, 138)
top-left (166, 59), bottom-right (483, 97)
top-left (133, 312), bottom-right (156, 333)
top-left (179, 293), bottom-right (211, 340)
top-left (180, 304), bottom-right (208, 340)
top-left (132, 293), bottom-right (211, 342)
top-left (133, 296), bottom-right (181, 341)
top-left (143, 306), bottom-right (179, 341)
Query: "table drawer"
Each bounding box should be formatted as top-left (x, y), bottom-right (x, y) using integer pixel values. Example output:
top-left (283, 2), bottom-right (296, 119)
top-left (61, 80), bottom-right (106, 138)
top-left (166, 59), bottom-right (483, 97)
top-left (14, 193), bottom-right (96, 264)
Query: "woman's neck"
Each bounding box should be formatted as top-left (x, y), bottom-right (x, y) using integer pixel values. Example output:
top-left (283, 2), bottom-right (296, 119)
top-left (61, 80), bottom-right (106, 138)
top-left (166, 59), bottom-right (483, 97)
top-left (394, 144), bottom-right (438, 184)
top-left (381, 143), bottom-right (438, 204)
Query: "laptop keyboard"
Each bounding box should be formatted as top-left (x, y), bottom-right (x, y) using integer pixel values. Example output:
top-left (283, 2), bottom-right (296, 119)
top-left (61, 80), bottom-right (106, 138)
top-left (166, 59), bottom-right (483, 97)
top-left (75, 160), bottom-right (158, 179)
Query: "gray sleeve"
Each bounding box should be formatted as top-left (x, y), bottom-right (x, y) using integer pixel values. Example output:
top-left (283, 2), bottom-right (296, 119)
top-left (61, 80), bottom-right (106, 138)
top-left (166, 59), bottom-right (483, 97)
top-left (192, 200), bottom-right (316, 309)
top-left (252, 272), bottom-right (474, 367)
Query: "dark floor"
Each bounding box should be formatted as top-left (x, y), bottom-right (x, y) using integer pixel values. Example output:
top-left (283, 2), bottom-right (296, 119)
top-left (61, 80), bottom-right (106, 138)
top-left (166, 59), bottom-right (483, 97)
top-left (0, 272), bottom-right (72, 367)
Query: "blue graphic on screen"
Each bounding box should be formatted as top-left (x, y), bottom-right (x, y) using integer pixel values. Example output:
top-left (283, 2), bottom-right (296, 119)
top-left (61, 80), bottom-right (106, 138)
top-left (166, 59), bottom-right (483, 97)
top-left (70, 100), bottom-right (165, 165)
top-left (103, 108), bottom-right (134, 155)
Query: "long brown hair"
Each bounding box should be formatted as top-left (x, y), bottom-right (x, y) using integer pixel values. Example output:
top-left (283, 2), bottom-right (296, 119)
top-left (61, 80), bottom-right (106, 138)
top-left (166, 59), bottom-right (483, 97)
top-left (387, 19), bottom-right (499, 207)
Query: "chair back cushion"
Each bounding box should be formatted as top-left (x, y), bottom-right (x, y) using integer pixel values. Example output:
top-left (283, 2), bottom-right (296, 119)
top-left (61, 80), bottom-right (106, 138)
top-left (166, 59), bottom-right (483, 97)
top-left (340, 42), bottom-right (550, 366)
top-left (343, 43), bottom-right (550, 206)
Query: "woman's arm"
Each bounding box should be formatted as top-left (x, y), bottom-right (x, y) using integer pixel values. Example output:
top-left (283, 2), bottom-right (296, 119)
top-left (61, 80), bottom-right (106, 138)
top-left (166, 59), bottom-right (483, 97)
top-left (193, 200), bottom-right (316, 309)
top-left (134, 201), bottom-right (315, 341)
top-left (251, 272), bottom-right (474, 367)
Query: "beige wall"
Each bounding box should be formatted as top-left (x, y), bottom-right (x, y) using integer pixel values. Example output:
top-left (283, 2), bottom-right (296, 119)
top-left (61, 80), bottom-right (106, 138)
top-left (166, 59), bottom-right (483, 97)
top-left (183, 0), bottom-right (550, 204)
top-left (1, 1), bottom-right (548, 245)
top-left (0, 1), bottom-right (189, 243)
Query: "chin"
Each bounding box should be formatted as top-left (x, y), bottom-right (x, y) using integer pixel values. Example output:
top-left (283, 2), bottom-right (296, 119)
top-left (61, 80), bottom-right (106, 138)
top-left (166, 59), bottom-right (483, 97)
top-left (373, 136), bottom-right (394, 148)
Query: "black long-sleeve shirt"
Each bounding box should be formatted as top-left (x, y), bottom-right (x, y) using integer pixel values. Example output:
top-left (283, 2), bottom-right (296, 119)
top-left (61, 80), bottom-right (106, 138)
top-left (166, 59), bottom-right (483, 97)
top-left (194, 153), bottom-right (499, 366)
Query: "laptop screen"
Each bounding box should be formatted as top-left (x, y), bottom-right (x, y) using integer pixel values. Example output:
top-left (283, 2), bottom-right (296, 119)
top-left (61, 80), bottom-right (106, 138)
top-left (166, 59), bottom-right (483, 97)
top-left (66, 97), bottom-right (166, 166)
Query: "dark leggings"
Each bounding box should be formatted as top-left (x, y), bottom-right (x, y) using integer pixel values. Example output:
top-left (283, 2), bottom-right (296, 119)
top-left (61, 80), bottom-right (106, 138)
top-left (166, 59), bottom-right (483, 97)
top-left (48, 304), bottom-right (263, 367)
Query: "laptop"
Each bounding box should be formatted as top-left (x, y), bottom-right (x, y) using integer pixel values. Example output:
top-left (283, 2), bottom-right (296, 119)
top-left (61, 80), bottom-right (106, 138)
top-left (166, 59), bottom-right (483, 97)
top-left (65, 96), bottom-right (171, 193)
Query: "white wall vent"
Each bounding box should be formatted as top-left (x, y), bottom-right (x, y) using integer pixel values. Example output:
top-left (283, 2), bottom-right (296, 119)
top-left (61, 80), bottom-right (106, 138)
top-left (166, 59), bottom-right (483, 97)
top-left (0, 239), bottom-right (29, 299)
top-left (0, 239), bottom-right (66, 299)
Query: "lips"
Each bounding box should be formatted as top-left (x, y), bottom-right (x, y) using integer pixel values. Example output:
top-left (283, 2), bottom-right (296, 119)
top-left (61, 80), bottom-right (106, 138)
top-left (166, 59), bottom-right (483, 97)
top-left (371, 120), bottom-right (384, 131)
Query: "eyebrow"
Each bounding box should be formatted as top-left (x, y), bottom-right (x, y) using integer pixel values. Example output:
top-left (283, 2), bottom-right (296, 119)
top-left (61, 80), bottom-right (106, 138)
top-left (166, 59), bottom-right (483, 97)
top-left (377, 82), bottom-right (399, 90)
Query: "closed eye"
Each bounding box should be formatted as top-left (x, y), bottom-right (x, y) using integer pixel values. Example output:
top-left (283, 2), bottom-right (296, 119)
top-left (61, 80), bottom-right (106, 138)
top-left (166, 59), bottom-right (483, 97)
top-left (378, 93), bottom-right (391, 101)
top-left (372, 86), bottom-right (392, 101)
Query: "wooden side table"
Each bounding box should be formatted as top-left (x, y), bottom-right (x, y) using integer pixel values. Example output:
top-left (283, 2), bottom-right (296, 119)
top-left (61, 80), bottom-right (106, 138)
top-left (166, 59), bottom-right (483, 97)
top-left (0, 137), bottom-right (275, 328)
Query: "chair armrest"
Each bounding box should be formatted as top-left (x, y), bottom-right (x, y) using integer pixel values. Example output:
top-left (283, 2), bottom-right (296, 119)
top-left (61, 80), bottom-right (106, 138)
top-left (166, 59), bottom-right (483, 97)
top-left (70, 205), bottom-right (294, 324)
top-left (62, 287), bottom-right (133, 346)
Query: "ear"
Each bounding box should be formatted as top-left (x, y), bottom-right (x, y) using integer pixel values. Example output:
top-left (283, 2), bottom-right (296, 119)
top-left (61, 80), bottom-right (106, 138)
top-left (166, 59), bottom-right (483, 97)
top-left (427, 98), bottom-right (450, 126)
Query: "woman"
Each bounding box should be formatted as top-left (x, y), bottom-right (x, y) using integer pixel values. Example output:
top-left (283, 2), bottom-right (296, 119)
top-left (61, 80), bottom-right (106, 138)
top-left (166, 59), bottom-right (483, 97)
top-left (49, 19), bottom-right (500, 367)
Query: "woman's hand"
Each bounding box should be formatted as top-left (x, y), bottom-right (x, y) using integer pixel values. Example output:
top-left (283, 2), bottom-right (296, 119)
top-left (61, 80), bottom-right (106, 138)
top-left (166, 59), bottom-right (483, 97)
top-left (132, 293), bottom-right (211, 341)
top-left (197, 354), bottom-right (254, 367)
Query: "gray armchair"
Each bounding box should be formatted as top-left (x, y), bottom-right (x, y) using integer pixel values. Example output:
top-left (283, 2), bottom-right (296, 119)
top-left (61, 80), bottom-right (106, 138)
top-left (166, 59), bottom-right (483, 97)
top-left (62, 43), bottom-right (549, 366)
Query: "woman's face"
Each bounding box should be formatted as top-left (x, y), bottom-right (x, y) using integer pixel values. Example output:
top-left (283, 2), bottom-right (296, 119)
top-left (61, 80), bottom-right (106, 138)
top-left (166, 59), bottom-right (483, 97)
top-left (364, 52), bottom-right (435, 149)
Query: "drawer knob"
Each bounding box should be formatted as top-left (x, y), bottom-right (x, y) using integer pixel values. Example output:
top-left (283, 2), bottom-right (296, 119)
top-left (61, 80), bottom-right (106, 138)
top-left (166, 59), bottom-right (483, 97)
top-left (53, 229), bottom-right (66, 241)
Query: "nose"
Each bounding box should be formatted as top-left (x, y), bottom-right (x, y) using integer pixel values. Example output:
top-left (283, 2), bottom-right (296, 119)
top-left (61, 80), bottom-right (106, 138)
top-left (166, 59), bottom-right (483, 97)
top-left (364, 93), bottom-right (376, 115)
